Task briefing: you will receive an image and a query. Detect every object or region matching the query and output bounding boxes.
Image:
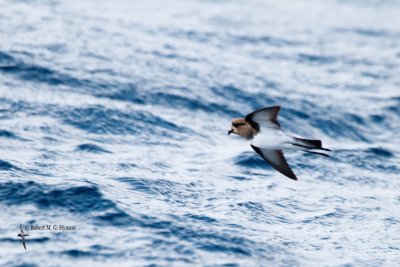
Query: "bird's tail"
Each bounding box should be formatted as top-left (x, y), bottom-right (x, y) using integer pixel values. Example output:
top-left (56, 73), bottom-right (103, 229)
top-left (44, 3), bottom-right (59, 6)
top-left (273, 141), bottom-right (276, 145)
top-left (291, 137), bottom-right (331, 157)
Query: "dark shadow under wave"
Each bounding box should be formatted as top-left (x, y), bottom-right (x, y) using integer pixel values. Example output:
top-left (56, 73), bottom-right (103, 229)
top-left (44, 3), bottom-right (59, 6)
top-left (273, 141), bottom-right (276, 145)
top-left (0, 159), bottom-right (19, 171)
top-left (0, 51), bottom-right (87, 88)
top-left (75, 143), bottom-right (111, 154)
top-left (59, 105), bottom-right (187, 137)
top-left (0, 181), bottom-right (132, 226)
top-left (233, 152), bottom-right (270, 170)
top-left (97, 89), bottom-right (240, 117)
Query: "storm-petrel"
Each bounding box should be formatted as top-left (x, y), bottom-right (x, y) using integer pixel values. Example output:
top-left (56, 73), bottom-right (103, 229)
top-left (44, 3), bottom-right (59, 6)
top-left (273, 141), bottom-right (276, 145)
top-left (228, 106), bottom-right (331, 180)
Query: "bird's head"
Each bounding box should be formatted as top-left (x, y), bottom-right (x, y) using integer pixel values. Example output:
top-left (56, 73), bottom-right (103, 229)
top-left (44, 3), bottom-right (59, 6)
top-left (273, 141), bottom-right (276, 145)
top-left (228, 118), bottom-right (255, 139)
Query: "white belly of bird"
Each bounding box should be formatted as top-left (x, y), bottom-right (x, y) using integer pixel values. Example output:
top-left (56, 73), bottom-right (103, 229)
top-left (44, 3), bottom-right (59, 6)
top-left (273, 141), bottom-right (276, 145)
top-left (250, 128), bottom-right (295, 150)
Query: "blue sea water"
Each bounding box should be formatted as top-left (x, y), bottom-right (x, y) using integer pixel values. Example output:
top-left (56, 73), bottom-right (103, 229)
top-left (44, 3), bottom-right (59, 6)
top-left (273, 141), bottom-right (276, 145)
top-left (0, 0), bottom-right (399, 266)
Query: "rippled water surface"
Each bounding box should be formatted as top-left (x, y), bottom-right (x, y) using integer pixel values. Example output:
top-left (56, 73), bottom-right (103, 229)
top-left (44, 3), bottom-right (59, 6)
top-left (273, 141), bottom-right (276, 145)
top-left (1, 0), bottom-right (399, 266)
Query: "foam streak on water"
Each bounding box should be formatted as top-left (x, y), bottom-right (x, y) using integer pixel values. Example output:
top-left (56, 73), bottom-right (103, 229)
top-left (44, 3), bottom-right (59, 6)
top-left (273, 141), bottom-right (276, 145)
top-left (0, 0), bottom-right (399, 266)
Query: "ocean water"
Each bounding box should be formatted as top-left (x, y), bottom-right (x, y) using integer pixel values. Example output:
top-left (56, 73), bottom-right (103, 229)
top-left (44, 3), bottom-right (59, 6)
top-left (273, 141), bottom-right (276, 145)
top-left (0, 0), bottom-right (399, 266)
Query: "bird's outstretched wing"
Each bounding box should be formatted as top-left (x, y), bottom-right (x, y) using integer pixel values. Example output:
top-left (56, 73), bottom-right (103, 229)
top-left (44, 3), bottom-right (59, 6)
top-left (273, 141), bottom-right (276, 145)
top-left (21, 236), bottom-right (26, 250)
top-left (245, 106), bottom-right (281, 131)
top-left (251, 145), bottom-right (297, 180)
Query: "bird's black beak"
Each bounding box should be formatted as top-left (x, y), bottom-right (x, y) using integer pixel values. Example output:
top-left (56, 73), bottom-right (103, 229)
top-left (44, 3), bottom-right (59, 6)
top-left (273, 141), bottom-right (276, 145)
top-left (228, 129), bottom-right (233, 135)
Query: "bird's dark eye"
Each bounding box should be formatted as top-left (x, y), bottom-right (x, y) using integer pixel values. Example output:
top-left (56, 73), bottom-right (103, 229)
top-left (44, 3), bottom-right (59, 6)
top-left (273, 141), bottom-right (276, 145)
top-left (233, 123), bottom-right (245, 127)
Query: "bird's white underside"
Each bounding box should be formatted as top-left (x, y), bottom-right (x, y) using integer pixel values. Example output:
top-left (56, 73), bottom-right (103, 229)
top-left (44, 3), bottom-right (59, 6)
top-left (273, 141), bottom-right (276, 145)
top-left (249, 127), bottom-right (300, 150)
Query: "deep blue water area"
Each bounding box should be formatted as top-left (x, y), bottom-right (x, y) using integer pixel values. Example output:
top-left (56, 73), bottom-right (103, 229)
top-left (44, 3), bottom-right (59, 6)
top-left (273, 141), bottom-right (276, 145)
top-left (0, 0), bottom-right (399, 266)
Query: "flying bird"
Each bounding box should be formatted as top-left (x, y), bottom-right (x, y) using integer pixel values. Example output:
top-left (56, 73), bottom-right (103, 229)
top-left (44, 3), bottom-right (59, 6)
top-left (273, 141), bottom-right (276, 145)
top-left (17, 224), bottom-right (29, 250)
top-left (228, 106), bottom-right (330, 180)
